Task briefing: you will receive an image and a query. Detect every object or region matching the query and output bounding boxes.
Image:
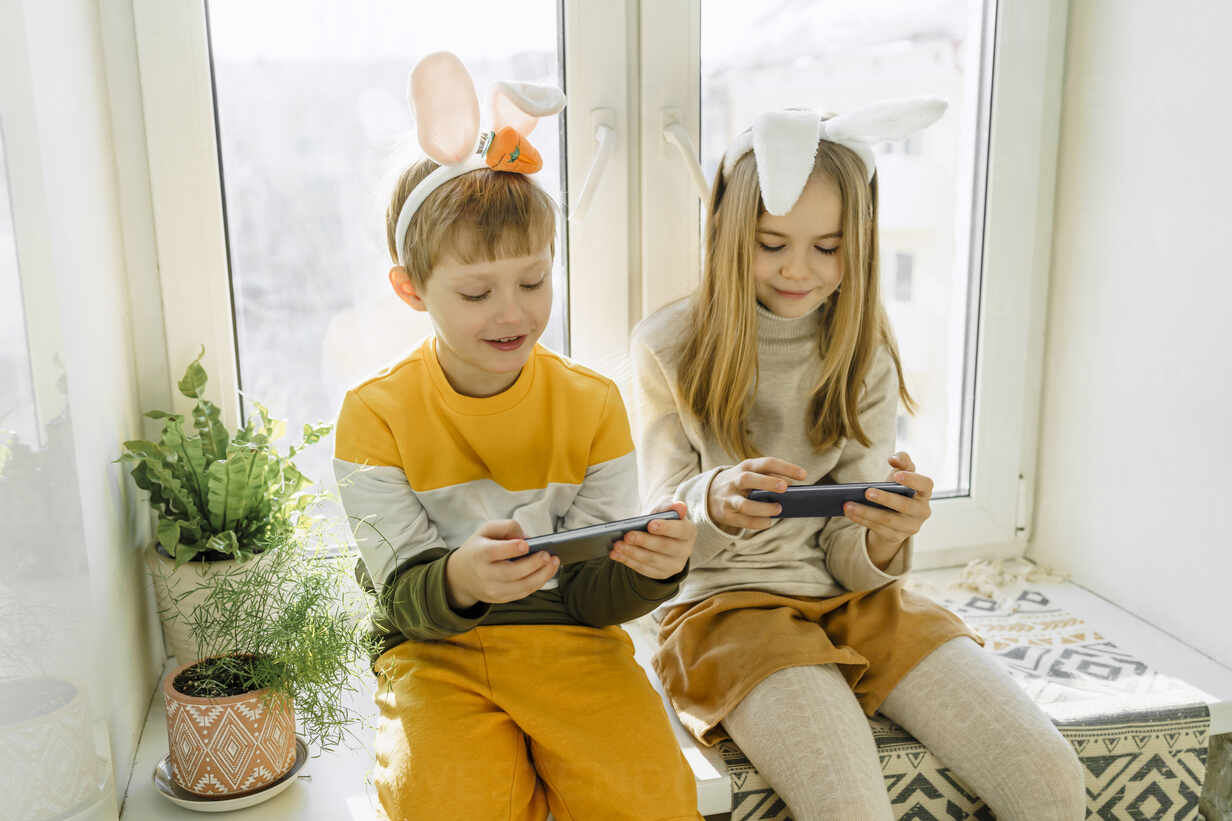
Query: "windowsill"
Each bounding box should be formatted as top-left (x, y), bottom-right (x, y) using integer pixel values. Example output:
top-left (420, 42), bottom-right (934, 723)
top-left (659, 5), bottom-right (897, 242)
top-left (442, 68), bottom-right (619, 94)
top-left (119, 567), bottom-right (1232, 819)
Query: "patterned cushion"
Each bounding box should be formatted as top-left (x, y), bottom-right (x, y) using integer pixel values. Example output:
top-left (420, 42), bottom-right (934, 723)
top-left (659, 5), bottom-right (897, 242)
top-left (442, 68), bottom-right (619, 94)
top-left (715, 588), bottom-right (1211, 820)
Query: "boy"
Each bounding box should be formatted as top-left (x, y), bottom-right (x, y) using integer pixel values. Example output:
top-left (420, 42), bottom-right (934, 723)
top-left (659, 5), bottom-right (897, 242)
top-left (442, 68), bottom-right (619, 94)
top-left (334, 53), bottom-right (701, 821)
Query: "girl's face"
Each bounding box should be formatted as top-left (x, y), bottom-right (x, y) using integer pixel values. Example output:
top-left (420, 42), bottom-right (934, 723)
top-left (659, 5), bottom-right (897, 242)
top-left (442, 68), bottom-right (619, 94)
top-left (751, 174), bottom-right (844, 318)
top-left (396, 243), bottom-right (554, 397)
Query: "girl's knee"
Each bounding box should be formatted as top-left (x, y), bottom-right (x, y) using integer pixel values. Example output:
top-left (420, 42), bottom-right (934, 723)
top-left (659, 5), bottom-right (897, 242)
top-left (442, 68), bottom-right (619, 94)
top-left (1004, 729), bottom-right (1086, 820)
top-left (1052, 744), bottom-right (1088, 819)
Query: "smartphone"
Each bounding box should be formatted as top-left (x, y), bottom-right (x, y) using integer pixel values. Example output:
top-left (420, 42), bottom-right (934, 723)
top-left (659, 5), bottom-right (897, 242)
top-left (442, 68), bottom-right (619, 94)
top-left (747, 482), bottom-right (915, 518)
top-left (522, 510), bottom-right (681, 566)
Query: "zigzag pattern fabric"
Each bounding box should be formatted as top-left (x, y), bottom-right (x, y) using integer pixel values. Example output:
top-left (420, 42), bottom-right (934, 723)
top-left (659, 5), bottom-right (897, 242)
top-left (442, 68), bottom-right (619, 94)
top-left (716, 589), bottom-right (1211, 820)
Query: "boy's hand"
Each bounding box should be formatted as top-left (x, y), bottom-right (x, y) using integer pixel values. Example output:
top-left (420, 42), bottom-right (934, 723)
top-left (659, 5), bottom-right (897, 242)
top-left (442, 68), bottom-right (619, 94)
top-left (610, 500), bottom-right (695, 580)
top-left (444, 520), bottom-right (559, 610)
top-left (708, 457), bottom-right (808, 533)
top-left (844, 451), bottom-right (934, 569)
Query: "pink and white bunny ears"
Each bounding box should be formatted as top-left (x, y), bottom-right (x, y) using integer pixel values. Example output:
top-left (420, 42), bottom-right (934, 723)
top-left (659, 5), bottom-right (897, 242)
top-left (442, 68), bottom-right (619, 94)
top-left (720, 97), bottom-right (947, 216)
top-left (392, 51), bottom-right (566, 267)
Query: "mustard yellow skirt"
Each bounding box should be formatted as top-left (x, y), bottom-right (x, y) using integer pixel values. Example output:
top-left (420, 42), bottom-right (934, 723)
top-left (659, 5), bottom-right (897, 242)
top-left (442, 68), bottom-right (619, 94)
top-left (653, 580), bottom-right (981, 745)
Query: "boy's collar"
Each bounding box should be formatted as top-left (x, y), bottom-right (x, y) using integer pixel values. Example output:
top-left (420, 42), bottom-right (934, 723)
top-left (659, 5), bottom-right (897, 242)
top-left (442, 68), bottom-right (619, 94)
top-left (424, 336), bottom-right (539, 416)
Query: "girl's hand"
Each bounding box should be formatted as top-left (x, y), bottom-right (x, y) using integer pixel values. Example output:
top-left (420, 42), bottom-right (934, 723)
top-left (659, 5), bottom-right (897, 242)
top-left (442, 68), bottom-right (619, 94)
top-left (708, 457), bottom-right (809, 533)
top-left (610, 501), bottom-right (696, 580)
top-left (844, 451), bottom-right (933, 568)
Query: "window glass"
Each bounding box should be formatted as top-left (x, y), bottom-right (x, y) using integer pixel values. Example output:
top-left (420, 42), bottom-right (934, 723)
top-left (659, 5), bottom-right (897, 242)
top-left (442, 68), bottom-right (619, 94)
top-left (206, 1), bottom-right (565, 507)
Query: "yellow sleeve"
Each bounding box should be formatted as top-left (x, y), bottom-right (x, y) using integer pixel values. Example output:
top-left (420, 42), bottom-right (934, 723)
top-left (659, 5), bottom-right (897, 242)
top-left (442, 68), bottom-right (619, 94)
top-left (334, 390), bottom-right (401, 467)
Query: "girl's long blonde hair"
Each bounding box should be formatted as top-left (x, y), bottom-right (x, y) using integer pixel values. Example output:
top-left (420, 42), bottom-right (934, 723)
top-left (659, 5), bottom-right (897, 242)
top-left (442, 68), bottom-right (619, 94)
top-left (676, 138), bottom-right (914, 460)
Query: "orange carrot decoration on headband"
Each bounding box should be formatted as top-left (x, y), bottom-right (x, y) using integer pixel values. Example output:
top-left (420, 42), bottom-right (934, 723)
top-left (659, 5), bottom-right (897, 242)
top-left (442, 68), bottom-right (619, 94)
top-left (478, 126), bottom-right (543, 174)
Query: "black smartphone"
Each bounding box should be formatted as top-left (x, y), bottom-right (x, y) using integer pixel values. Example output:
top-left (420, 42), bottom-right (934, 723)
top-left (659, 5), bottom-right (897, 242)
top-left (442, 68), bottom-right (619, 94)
top-left (747, 482), bottom-right (915, 518)
top-left (522, 510), bottom-right (681, 566)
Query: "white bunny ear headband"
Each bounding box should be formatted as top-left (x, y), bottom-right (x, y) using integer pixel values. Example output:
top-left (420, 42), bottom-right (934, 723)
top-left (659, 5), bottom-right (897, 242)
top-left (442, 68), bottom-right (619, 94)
top-left (393, 51), bottom-right (566, 266)
top-left (719, 97), bottom-right (947, 215)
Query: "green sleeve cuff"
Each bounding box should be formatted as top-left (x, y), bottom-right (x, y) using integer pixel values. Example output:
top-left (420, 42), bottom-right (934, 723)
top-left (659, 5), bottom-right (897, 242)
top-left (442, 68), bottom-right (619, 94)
top-left (423, 549), bottom-right (491, 632)
top-left (384, 550), bottom-right (490, 640)
top-left (628, 560), bottom-right (689, 602)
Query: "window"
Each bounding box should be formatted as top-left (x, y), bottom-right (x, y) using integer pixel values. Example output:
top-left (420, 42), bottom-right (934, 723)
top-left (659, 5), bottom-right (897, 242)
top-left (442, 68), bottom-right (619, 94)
top-left (134, 0), bottom-right (1067, 561)
top-left (204, 1), bottom-right (566, 496)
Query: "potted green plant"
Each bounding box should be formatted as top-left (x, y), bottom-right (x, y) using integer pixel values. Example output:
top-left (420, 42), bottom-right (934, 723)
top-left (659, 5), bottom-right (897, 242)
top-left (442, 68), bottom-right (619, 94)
top-left (118, 348), bottom-right (333, 663)
top-left (160, 526), bottom-right (377, 798)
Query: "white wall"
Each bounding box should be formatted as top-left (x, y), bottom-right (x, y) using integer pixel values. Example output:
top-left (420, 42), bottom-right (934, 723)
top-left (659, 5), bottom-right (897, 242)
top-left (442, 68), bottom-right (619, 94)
top-left (0, 0), bottom-right (167, 813)
top-left (1029, 0), bottom-right (1232, 668)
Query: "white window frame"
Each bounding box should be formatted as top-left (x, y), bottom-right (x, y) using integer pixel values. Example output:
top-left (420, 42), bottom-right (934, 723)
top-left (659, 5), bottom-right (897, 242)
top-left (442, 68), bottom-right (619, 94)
top-left (132, 0), bottom-right (241, 428)
top-left (131, 0), bottom-right (1067, 567)
top-left (638, 0), bottom-right (1070, 567)
top-left (562, 0), bottom-right (641, 386)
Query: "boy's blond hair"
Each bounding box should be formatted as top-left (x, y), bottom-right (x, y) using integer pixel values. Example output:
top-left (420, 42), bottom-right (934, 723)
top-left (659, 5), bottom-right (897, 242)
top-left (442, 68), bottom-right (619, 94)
top-left (676, 138), bottom-right (915, 460)
top-left (385, 159), bottom-right (558, 287)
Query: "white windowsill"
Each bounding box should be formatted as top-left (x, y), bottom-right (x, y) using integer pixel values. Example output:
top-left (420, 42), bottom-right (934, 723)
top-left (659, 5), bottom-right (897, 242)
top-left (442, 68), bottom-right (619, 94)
top-left (120, 567), bottom-right (1232, 819)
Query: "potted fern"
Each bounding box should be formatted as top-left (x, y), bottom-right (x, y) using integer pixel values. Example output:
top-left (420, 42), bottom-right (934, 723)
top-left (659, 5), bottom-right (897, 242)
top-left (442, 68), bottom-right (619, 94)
top-left (160, 523), bottom-right (377, 798)
top-left (118, 348), bottom-right (332, 663)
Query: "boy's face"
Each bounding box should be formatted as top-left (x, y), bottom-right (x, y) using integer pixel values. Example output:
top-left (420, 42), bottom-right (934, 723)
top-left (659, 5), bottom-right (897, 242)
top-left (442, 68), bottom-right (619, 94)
top-left (393, 244), bottom-right (554, 396)
top-left (751, 174), bottom-right (844, 319)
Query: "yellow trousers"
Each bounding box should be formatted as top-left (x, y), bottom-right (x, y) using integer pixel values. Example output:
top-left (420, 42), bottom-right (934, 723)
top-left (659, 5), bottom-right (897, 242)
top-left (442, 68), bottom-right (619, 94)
top-left (372, 623), bottom-right (702, 821)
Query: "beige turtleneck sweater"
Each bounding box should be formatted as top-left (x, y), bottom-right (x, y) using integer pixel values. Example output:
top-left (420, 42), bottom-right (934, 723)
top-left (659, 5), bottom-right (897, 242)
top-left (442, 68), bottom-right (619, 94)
top-left (630, 298), bottom-right (911, 612)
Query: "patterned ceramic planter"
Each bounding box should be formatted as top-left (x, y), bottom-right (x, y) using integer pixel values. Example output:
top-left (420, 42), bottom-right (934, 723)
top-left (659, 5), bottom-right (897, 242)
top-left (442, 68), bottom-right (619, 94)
top-left (163, 657), bottom-right (297, 797)
top-left (0, 678), bottom-right (102, 819)
top-left (146, 545), bottom-right (270, 664)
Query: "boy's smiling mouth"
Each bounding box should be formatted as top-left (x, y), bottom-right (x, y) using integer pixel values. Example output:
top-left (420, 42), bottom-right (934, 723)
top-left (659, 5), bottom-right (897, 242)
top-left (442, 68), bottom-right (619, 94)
top-left (483, 334), bottom-right (528, 351)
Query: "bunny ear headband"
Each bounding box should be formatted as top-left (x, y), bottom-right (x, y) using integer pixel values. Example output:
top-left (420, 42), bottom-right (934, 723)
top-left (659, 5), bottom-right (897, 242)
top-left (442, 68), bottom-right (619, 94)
top-left (393, 51), bottom-right (566, 266)
top-left (719, 97), bottom-right (947, 216)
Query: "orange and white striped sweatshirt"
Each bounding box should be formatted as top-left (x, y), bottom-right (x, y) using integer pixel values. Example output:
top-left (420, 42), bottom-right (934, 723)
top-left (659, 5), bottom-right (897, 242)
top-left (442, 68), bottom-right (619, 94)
top-left (333, 337), bottom-right (684, 659)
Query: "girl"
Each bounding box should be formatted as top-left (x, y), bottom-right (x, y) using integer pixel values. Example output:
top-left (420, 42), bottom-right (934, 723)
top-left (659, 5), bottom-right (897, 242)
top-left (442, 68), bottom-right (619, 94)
top-left (630, 102), bottom-right (1085, 819)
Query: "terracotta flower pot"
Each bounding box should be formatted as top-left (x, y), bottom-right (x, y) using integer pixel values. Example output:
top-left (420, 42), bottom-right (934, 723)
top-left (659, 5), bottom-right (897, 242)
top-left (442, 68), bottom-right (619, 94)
top-left (146, 544), bottom-right (270, 664)
top-left (162, 657), bottom-right (297, 797)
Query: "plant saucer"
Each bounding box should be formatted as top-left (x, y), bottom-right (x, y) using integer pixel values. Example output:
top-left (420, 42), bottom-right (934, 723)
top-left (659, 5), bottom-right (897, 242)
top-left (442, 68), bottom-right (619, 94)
top-left (153, 735), bottom-right (308, 813)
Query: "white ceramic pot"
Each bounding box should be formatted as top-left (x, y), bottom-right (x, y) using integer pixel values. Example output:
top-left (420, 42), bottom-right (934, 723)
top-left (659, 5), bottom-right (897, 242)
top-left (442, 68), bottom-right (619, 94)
top-left (145, 545), bottom-right (270, 664)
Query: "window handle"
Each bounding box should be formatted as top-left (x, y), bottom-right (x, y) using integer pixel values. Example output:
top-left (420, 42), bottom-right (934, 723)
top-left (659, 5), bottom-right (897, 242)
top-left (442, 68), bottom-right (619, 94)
top-left (569, 109), bottom-right (616, 223)
top-left (663, 117), bottom-right (710, 203)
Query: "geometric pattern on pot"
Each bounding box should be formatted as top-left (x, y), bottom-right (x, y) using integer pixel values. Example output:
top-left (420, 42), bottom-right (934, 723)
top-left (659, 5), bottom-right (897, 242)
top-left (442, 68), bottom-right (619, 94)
top-left (256, 702), bottom-right (295, 771)
top-left (163, 661), bottom-right (297, 798)
top-left (209, 709), bottom-right (257, 788)
top-left (165, 689), bottom-right (296, 796)
top-left (166, 705), bottom-right (207, 791)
